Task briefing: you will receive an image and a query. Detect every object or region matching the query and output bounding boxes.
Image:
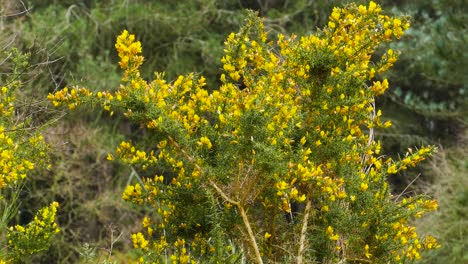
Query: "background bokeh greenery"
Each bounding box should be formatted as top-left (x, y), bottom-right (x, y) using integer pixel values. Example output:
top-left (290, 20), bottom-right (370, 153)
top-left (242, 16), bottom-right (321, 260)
top-left (0, 0), bottom-right (466, 262)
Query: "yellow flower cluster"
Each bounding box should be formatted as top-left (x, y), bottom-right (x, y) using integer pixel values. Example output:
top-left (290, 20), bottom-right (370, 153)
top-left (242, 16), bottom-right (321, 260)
top-left (170, 238), bottom-right (193, 264)
top-left (197, 136), bottom-right (212, 149)
top-left (326, 226), bottom-right (340, 241)
top-left (387, 222), bottom-right (440, 262)
top-left (387, 147), bottom-right (433, 174)
top-left (116, 141), bottom-right (158, 170)
top-left (132, 232), bottom-right (149, 249)
top-left (7, 202), bottom-right (60, 256)
top-left (50, 2), bottom-right (440, 263)
top-left (115, 30), bottom-right (144, 81)
top-left (47, 86), bottom-right (93, 110)
top-left (0, 127), bottom-right (37, 188)
top-left (0, 86), bottom-right (15, 117)
top-left (0, 58), bottom-right (49, 193)
top-left (122, 183), bottom-right (143, 204)
top-left (0, 84), bottom-right (48, 190)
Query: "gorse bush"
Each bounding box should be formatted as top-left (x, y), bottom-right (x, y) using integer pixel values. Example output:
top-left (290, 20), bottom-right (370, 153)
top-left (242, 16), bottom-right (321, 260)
top-left (49, 2), bottom-right (440, 263)
top-left (0, 48), bottom-right (59, 263)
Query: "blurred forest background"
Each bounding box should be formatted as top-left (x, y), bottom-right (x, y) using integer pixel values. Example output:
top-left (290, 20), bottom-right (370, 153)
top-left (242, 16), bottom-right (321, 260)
top-left (0, 0), bottom-right (466, 263)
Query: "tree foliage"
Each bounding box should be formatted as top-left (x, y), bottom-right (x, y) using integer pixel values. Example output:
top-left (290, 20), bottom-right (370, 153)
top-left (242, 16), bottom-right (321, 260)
top-left (383, 0), bottom-right (467, 143)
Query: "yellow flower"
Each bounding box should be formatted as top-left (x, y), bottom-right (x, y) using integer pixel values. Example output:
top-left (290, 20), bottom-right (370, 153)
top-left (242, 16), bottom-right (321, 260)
top-left (387, 164), bottom-right (398, 174)
top-left (423, 200), bottom-right (438, 210)
top-left (326, 226), bottom-right (339, 240)
top-left (331, 7), bottom-right (341, 20)
top-left (198, 136), bottom-right (213, 149)
top-left (142, 216), bottom-right (151, 228)
top-left (360, 182), bottom-right (369, 192)
top-left (364, 244), bottom-right (372, 259)
top-left (131, 232), bottom-right (149, 249)
top-left (296, 194), bottom-right (306, 202)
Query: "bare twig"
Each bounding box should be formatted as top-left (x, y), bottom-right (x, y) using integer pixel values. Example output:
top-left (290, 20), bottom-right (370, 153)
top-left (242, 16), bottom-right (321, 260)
top-left (209, 180), bottom-right (239, 206)
top-left (342, 258), bottom-right (371, 263)
top-left (394, 173), bottom-right (421, 201)
top-left (0, 6), bottom-right (32, 18)
top-left (297, 199), bottom-right (312, 264)
top-left (239, 205), bottom-right (263, 264)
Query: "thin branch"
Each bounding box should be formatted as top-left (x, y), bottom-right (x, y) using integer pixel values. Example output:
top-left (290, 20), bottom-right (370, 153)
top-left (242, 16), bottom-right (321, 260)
top-left (209, 180), bottom-right (262, 264)
top-left (342, 258), bottom-right (371, 263)
top-left (30, 56), bottom-right (64, 67)
top-left (394, 173), bottom-right (421, 201)
top-left (239, 205), bottom-right (263, 264)
top-left (297, 199), bottom-right (312, 264)
top-left (0, 6), bottom-right (32, 18)
top-left (209, 180), bottom-right (239, 206)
